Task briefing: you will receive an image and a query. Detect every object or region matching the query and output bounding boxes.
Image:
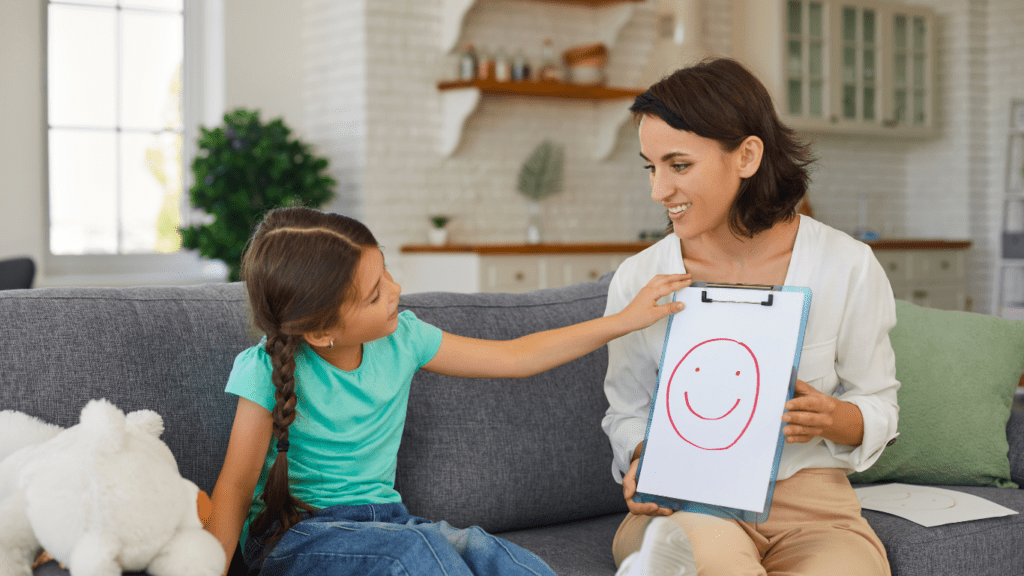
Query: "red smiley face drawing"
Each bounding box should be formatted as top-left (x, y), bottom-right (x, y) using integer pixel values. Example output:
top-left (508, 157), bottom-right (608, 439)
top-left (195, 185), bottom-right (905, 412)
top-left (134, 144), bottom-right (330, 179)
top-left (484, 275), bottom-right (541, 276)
top-left (665, 338), bottom-right (760, 450)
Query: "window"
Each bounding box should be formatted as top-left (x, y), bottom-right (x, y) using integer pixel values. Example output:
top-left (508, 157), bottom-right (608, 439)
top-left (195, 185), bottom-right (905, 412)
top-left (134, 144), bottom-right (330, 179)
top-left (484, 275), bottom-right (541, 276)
top-left (47, 0), bottom-right (185, 256)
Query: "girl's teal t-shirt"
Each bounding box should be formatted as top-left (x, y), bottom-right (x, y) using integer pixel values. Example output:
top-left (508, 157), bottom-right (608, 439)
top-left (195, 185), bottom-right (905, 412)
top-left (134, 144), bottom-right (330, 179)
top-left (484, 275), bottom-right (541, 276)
top-left (224, 310), bottom-right (443, 547)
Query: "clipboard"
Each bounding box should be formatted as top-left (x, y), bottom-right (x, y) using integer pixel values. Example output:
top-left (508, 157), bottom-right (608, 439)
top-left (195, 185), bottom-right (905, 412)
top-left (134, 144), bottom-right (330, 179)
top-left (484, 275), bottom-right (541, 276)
top-left (632, 282), bottom-right (812, 523)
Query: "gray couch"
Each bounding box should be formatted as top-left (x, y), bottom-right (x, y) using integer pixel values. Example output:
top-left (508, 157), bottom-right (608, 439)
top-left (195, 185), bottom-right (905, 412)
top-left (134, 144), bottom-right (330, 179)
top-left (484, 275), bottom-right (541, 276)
top-left (2, 277), bottom-right (1022, 576)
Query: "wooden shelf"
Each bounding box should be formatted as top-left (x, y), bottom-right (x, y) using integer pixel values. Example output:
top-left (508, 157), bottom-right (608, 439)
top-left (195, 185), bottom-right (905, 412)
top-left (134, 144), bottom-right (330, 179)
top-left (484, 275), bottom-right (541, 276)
top-left (866, 240), bottom-right (972, 251)
top-left (439, 0), bottom-right (643, 158)
top-left (402, 242), bottom-right (654, 255)
top-left (404, 239), bottom-right (972, 255)
top-left (438, 79), bottom-right (643, 100)
top-left (438, 80), bottom-right (640, 159)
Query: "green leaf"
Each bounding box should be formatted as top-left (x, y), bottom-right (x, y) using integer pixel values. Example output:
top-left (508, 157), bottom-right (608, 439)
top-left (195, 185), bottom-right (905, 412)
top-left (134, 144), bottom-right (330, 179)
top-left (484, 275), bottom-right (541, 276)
top-left (517, 140), bottom-right (565, 201)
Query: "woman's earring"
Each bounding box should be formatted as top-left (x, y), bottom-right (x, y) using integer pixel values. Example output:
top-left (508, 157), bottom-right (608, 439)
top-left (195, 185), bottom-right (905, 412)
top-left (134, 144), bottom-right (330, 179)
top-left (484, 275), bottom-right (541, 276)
top-left (328, 340), bottom-right (334, 350)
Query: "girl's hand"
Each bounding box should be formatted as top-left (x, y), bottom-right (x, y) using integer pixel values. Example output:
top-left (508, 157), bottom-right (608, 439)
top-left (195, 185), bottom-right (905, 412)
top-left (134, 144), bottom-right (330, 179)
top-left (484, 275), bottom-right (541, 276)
top-left (782, 380), bottom-right (864, 445)
top-left (622, 445), bottom-right (674, 517)
top-left (616, 274), bottom-right (692, 333)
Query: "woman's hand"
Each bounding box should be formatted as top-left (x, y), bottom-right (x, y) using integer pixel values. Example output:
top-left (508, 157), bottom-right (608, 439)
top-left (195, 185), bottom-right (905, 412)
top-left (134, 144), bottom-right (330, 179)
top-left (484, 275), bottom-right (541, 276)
top-left (615, 274), bottom-right (692, 333)
top-left (782, 379), bottom-right (864, 446)
top-left (622, 443), bottom-right (674, 517)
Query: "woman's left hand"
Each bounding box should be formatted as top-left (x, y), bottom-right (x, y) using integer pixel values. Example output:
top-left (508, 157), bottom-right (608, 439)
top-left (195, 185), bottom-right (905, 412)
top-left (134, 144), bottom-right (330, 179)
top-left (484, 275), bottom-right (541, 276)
top-left (782, 380), bottom-right (864, 445)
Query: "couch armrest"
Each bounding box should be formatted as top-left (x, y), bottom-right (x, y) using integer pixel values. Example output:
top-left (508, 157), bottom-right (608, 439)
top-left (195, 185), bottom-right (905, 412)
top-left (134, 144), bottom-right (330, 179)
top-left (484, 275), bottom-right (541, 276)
top-left (1008, 403), bottom-right (1024, 487)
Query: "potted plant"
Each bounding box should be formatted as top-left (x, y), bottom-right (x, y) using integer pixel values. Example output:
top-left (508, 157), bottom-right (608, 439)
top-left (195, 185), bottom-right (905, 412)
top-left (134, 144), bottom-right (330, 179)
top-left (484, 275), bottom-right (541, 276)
top-left (428, 215), bottom-right (451, 246)
top-left (180, 108), bottom-right (336, 281)
top-left (517, 140), bottom-right (564, 244)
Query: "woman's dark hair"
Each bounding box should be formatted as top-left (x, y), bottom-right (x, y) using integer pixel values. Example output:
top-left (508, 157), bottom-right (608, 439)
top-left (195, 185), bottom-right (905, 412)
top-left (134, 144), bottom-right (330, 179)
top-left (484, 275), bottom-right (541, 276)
top-left (631, 57), bottom-right (815, 238)
top-left (242, 206), bottom-right (378, 550)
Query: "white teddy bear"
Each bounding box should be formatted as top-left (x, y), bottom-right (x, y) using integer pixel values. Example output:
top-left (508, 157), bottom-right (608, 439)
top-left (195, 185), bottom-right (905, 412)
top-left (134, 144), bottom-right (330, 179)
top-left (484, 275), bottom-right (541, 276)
top-left (0, 399), bottom-right (226, 576)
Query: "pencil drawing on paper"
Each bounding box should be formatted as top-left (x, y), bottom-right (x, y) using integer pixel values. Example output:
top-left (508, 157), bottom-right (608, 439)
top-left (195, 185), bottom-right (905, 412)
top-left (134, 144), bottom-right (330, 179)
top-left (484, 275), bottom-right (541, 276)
top-left (665, 338), bottom-right (761, 451)
top-left (860, 491), bottom-right (958, 511)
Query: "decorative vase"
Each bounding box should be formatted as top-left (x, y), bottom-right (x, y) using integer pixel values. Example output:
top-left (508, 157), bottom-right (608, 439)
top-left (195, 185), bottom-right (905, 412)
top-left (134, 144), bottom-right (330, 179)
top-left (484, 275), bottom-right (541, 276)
top-left (526, 199), bottom-right (543, 245)
top-left (428, 227), bottom-right (449, 246)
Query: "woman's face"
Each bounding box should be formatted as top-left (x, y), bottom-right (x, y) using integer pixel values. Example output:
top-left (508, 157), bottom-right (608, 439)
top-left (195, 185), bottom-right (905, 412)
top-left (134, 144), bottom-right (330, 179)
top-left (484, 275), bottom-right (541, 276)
top-left (638, 114), bottom-right (751, 241)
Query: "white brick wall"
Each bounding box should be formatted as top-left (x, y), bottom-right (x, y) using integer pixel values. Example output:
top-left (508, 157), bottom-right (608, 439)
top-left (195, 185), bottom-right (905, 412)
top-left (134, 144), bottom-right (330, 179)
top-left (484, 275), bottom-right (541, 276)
top-left (301, 0), bottom-right (1022, 311)
top-left (988, 0), bottom-right (1024, 313)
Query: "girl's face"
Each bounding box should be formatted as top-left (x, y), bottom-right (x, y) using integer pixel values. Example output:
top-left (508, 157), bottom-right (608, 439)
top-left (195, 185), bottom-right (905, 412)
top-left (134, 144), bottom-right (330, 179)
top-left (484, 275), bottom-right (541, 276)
top-left (638, 115), bottom-right (755, 241)
top-left (335, 247), bottom-right (402, 346)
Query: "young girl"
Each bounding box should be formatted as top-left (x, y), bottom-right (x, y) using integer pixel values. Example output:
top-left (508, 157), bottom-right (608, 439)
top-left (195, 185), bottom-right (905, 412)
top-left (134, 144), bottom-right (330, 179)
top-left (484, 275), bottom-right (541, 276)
top-left (206, 206), bottom-right (691, 576)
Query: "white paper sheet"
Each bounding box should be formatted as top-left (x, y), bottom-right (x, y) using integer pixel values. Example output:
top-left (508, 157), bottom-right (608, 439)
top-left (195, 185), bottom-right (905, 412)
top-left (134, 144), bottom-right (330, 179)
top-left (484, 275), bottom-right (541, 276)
top-left (636, 286), bottom-right (807, 514)
top-left (854, 483), bottom-right (1018, 527)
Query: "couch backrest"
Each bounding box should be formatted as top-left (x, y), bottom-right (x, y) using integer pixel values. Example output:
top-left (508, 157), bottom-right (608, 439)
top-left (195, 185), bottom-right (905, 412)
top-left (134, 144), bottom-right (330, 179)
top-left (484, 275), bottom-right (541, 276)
top-left (0, 284), bottom-right (256, 495)
top-left (0, 278), bottom-right (627, 532)
top-left (397, 276), bottom-right (627, 532)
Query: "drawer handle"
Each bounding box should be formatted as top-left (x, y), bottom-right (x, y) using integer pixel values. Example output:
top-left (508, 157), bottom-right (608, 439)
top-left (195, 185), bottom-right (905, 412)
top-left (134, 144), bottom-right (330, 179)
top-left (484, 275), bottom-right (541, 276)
top-left (589, 270), bottom-right (600, 280)
top-left (515, 272), bottom-right (525, 281)
top-left (940, 260), bottom-right (951, 271)
top-left (912, 289), bottom-right (928, 300)
top-left (888, 262), bottom-right (899, 271)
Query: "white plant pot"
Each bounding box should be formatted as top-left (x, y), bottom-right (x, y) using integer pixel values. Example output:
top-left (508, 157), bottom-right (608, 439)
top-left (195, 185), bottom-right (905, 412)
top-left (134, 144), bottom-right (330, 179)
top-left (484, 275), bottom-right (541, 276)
top-left (428, 228), bottom-right (449, 246)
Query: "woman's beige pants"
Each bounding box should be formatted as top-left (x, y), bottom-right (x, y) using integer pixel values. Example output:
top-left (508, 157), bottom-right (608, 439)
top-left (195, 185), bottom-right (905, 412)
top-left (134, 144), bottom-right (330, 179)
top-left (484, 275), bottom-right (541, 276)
top-left (612, 468), bottom-right (891, 576)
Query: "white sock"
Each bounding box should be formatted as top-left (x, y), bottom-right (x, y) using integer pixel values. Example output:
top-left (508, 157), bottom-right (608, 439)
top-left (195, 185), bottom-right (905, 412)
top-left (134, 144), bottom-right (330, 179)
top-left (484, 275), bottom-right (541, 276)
top-left (616, 516), bottom-right (698, 576)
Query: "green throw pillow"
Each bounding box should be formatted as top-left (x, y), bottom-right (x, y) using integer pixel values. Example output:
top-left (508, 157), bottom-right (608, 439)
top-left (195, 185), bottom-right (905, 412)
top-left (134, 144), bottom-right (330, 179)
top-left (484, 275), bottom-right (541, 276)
top-left (848, 300), bottom-right (1024, 488)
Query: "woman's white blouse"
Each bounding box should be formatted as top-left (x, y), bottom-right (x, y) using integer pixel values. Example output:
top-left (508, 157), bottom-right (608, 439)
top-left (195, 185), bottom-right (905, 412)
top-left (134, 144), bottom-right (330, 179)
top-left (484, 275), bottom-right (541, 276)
top-left (602, 215), bottom-right (900, 483)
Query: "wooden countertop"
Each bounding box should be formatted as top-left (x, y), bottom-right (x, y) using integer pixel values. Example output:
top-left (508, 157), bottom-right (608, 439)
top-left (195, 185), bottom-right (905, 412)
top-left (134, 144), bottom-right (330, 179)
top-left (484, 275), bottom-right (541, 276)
top-left (401, 242), bottom-right (654, 254)
top-left (401, 240), bottom-right (972, 254)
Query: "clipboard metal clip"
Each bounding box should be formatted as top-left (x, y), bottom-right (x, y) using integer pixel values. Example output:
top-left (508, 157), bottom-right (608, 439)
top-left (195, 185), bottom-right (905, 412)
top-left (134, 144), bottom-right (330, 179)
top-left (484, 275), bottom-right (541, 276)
top-left (701, 291), bottom-right (774, 306)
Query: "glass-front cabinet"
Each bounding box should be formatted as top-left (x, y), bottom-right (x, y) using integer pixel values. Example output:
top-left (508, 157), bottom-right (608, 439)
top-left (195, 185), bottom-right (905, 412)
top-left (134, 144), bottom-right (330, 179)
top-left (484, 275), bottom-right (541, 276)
top-left (735, 0), bottom-right (935, 137)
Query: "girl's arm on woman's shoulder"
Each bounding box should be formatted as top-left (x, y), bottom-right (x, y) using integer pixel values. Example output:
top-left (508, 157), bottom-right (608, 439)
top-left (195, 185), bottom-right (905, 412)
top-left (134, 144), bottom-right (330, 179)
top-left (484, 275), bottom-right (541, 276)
top-left (207, 397), bottom-right (274, 575)
top-left (421, 274), bottom-right (691, 379)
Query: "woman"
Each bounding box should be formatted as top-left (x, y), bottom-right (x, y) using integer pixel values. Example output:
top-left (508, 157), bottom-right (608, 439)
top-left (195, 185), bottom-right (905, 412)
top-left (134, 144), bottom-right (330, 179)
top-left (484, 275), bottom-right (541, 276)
top-left (603, 57), bottom-right (899, 576)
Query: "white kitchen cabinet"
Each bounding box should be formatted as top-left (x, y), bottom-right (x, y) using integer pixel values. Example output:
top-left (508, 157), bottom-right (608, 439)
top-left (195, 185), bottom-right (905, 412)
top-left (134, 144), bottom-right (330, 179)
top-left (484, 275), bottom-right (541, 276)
top-left (733, 0), bottom-right (935, 137)
top-left (870, 242), bottom-right (972, 311)
top-left (402, 241), bottom-right (971, 311)
top-left (400, 244), bottom-right (642, 294)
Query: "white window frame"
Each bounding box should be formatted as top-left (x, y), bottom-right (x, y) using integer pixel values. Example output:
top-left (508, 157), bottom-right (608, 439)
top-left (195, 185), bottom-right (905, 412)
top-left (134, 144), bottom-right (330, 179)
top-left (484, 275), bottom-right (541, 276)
top-left (43, 0), bottom-right (226, 286)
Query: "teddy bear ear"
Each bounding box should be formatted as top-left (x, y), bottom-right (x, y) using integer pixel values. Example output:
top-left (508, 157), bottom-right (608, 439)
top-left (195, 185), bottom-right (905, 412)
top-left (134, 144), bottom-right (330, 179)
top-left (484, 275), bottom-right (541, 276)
top-left (80, 398), bottom-right (128, 452)
top-left (126, 409), bottom-right (165, 438)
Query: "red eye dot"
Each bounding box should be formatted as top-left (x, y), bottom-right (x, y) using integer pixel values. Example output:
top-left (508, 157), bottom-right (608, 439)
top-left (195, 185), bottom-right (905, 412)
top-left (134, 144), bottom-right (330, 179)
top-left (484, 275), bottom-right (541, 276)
top-left (695, 367), bottom-right (700, 372)
top-left (736, 371), bottom-right (741, 376)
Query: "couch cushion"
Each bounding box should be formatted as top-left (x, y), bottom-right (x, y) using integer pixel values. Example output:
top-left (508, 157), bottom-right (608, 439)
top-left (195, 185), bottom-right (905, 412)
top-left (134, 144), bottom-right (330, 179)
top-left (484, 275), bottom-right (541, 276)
top-left (396, 278), bottom-right (628, 533)
top-left (848, 300), bottom-right (1024, 487)
top-left (857, 484), bottom-right (1024, 576)
top-left (497, 513), bottom-right (624, 576)
top-left (1010, 405), bottom-right (1024, 486)
top-left (0, 284), bottom-right (255, 495)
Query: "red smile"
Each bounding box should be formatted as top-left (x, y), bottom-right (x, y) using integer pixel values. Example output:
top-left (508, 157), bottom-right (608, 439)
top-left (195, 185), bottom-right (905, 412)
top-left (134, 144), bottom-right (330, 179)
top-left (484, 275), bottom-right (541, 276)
top-left (684, 392), bottom-right (740, 420)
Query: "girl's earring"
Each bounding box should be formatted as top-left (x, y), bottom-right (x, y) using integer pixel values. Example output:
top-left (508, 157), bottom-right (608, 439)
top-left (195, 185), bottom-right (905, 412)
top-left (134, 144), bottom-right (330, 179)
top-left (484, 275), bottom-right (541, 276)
top-left (328, 340), bottom-right (334, 350)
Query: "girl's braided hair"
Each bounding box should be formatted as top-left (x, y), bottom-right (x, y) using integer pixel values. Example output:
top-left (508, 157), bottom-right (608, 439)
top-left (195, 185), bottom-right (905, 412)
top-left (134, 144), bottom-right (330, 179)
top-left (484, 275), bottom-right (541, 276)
top-left (241, 206), bottom-right (378, 550)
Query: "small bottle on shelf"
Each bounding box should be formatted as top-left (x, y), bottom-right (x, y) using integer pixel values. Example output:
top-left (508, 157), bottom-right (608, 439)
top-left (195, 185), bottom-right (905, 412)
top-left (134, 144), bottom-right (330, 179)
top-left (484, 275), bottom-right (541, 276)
top-left (511, 48), bottom-right (530, 81)
top-left (458, 43), bottom-right (478, 81)
top-left (494, 47), bottom-right (511, 82)
top-left (538, 38), bottom-right (563, 82)
top-left (476, 47), bottom-right (494, 81)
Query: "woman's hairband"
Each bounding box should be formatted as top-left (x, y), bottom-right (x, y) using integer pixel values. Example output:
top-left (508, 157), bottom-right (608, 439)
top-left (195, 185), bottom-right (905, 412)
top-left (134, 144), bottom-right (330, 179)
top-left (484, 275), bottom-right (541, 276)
top-left (632, 90), bottom-right (692, 133)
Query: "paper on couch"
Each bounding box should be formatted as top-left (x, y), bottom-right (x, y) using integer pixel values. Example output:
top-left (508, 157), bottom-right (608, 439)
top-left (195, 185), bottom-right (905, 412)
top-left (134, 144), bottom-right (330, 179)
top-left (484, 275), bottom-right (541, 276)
top-left (854, 483), bottom-right (1018, 527)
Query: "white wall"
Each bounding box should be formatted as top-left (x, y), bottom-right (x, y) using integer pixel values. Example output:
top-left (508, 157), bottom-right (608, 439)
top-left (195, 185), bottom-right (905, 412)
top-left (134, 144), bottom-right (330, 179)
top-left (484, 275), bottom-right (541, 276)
top-left (304, 0), bottom-right (1021, 313)
top-left (224, 0), bottom-right (305, 131)
top-left (988, 0), bottom-right (1024, 312)
top-left (0, 2), bottom-right (46, 268)
top-left (2, 0), bottom-right (1022, 311)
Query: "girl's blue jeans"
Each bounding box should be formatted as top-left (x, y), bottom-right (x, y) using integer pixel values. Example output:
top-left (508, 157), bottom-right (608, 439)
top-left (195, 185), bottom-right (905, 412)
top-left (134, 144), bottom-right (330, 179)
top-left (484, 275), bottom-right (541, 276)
top-left (242, 502), bottom-right (556, 576)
